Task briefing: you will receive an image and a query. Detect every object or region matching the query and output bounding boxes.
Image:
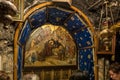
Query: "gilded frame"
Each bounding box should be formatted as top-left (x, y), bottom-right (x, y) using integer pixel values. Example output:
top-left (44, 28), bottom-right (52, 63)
top-left (13, 0), bottom-right (24, 21)
top-left (23, 24), bottom-right (77, 67)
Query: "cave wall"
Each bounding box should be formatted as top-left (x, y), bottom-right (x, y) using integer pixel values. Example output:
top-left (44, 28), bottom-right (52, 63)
top-left (0, 0), bottom-right (119, 80)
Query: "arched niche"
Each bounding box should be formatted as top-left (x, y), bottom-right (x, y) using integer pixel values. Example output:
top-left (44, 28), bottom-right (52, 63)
top-left (14, 2), bottom-right (97, 80)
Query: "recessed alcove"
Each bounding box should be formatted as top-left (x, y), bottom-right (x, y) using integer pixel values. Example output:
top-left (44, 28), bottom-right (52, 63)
top-left (14, 2), bottom-right (96, 80)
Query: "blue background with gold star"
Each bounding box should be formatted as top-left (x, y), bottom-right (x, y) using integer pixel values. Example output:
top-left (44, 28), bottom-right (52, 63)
top-left (18, 6), bottom-right (94, 80)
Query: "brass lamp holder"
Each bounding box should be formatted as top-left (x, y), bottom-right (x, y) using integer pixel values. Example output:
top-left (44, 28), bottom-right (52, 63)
top-left (97, 0), bottom-right (115, 51)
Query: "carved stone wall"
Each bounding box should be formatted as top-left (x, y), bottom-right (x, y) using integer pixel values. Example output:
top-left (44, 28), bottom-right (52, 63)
top-left (0, 23), bottom-right (15, 79)
top-left (0, 23), bottom-right (14, 54)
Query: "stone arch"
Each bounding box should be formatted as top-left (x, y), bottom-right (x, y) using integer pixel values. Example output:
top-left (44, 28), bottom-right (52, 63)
top-left (14, 2), bottom-right (97, 80)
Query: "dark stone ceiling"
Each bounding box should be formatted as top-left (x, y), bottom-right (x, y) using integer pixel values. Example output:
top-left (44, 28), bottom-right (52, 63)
top-left (72, 0), bottom-right (120, 28)
top-left (24, 0), bottom-right (120, 29)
